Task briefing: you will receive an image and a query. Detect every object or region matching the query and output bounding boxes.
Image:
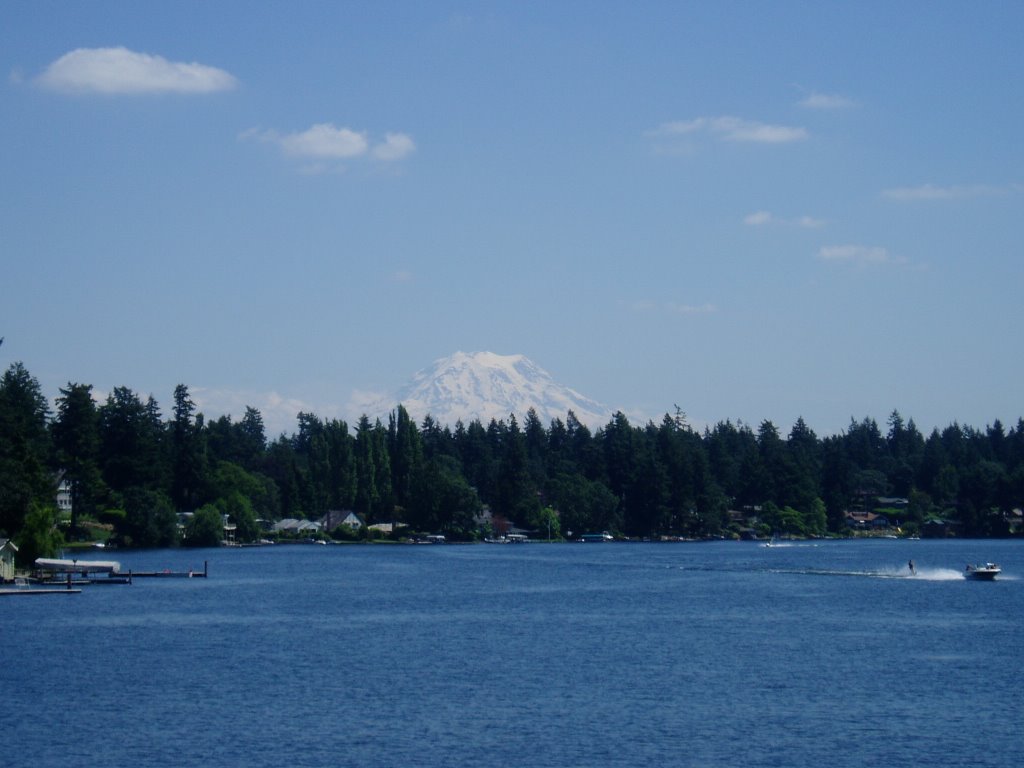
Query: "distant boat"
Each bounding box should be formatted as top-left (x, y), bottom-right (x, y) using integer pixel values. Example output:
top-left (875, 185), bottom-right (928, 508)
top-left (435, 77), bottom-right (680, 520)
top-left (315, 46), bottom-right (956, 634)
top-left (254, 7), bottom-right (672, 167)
top-left (964, 563), bottom-right (1001, 580)
top-left (483, 533), bottom-right (528, 544)
top-left (579, 532), bottom-right (613, 542)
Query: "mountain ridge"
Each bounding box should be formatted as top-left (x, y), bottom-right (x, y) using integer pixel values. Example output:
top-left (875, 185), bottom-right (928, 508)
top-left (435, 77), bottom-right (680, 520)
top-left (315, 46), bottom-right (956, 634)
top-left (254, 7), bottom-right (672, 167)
top-left (363, 351), bottom-right (611, 428)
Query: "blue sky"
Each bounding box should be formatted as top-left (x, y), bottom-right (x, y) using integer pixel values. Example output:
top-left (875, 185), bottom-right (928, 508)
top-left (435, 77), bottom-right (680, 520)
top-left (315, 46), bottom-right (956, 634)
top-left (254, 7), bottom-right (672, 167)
top-left (2, 1), bottom-right (1022, 438)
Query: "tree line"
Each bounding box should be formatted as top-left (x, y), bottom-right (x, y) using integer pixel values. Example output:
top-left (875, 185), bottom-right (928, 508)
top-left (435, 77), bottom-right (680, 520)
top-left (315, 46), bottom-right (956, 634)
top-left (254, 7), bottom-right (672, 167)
top-left (2, 361), bottom-right (1023, 563)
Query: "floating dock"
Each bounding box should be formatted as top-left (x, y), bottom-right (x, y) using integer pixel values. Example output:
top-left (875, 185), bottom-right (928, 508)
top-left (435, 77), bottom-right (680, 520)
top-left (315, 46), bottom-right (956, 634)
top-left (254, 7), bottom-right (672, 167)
top-left (128, 561), bottom-right (208, 579)
top-left (31, 558), bottom-right (208, 585)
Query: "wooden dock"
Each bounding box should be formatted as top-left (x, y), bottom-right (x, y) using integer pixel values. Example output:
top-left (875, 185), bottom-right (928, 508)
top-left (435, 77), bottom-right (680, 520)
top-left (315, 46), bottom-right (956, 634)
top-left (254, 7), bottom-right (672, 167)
top-left (128, 561), bottom-right (208, 579)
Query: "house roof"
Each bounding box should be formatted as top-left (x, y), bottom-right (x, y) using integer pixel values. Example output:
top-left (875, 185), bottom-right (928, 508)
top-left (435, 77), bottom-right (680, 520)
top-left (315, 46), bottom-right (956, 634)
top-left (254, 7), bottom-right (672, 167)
top-left (0, 538), bottom-right (18, 553)
top-left (272, 518), bottom-right (323, 533)
top-left (321, 509), bottom-right (361, 529)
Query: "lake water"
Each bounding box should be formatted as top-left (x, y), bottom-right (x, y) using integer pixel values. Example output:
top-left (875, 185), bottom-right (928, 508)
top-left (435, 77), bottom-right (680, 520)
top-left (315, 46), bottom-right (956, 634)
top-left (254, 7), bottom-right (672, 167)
top-left (3, 539), bottom-right (1021, 768)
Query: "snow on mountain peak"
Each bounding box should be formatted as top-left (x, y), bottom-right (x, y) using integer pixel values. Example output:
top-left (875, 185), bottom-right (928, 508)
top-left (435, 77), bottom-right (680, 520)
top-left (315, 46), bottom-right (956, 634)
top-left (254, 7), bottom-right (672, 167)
top-left (366, 351), bottom-right (610, 428)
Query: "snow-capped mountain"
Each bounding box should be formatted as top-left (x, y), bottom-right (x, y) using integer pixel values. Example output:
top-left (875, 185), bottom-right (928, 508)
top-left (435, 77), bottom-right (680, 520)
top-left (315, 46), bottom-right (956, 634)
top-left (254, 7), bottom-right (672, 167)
top-left (363, 351), bottom-right (611, 429)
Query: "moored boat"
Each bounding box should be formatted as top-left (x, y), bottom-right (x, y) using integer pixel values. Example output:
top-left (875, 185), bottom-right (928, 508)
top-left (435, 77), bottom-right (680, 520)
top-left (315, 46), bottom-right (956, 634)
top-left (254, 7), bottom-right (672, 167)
top-left (964, 563), bottom-right (1001, 580)
top-left (35, 557), bottom-right (121, 574)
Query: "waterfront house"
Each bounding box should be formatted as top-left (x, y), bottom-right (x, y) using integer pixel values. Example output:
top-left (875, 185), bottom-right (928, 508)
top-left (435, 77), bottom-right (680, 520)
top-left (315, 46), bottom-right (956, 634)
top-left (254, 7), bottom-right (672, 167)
top-left (55, 472), bottom-right (73, 517)
top-left (844, 510), bottom-right (890, 530)
top-left (222, 514), bottom-right (237, 545)
top-left (272, 518), bottom-right (323, 536)
top-left (322, 510), bottom-right (362, 531)
top-left (1, 538), bottom-right (18, 581)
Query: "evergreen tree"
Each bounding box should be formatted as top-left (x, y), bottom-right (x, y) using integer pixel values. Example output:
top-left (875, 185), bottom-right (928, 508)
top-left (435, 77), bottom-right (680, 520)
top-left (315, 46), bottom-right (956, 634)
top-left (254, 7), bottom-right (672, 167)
top-left (493, 415), bottom-right (536, 523)
top-left (408, 454), bottom-right (481, 535)
top-left (523, 408), bottom-right (548, 490)
top-left (455, 419), bottom-right (495, 501)
top-left (370, 420), bottom-right (393, 522)
top-left (239, 406), bottom-right (267, 470)
top-left (171, 384), bottom-right (205, 511)
top-left (99, 387), bottom-right (164, 496)
top-left (121, 488), bottom-right (178, 547)
top-left (295, 412), bottom-right (330, 517)
top-left (0, 363), bottom-right (53, 537)
top-left (602, 411), bottom-right (635, 499)
top-left (622, 425), bottom-right (668, 536)
top-left (565, 410), bottom-right (600, 480)
top-left (785, 417), bottom-right (822, 514)
top-left (324, 419), bottom-right (356, 512)
top-left (354, 416), bottom-right (379, 519)
top-left (548, 473), bottom-right (620, 536)
top-left (52, 382), bottom-right (107, 532)
top-left (388, 405), bottom-right (422, 511)
top-left (264, 435), bottom-right (303, 518)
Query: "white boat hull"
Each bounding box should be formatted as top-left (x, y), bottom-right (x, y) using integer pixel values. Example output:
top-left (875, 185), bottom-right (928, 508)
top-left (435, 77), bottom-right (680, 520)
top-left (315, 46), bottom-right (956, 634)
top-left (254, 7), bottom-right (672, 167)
top-left (964, 563), bottom-right (1000, 580)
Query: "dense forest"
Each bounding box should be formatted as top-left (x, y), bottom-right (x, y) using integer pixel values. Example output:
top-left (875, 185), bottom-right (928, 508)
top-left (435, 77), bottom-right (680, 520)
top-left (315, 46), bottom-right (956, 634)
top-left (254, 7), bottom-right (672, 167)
top-left (2, 361), bottom-right (1023, 564)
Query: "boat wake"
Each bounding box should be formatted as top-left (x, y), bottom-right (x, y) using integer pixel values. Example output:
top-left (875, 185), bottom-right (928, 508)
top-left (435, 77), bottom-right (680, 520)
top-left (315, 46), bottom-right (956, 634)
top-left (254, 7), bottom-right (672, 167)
top-left (767, 565), bottom-right (964, 581)
top-left (886, 566), bottom-right (964, 581)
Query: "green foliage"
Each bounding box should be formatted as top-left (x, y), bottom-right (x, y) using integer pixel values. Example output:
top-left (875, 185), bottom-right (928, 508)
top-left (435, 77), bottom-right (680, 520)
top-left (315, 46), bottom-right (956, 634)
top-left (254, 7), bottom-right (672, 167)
top-left (15, 502), bottom-right (65, 566)
top-left (4, 359), bottom-right (1024, 550)
top-left (206, 461), bottom-right (278, 523)
top-left (53, 382), bottom-right (108, 529)
top-left (528, 505), bottom-right (561, 540)
top-left (0, 363), bottom-right (53, 537)
top-left (99, 508), bottom-right (127, 528)
top-left (804, 498), bottom-right (828, 535)
top-left (120, 489), bottom-right (178, 548)
top-left (99, 387), bottom-right (165, 494)
top-left (548, 473), bottom-right (620, 537)
top-left (184, 505), bottom-right (224, 548)
top-left (408, 455), bottom-right (481, 534)
top-left (216, 491), bottom-right (259, 542)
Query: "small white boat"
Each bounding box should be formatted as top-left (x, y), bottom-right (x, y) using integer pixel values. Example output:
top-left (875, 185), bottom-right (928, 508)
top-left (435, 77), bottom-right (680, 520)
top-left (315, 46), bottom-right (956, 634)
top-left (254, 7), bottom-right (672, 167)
top-left (963, 563), bottom-right (1001, 580)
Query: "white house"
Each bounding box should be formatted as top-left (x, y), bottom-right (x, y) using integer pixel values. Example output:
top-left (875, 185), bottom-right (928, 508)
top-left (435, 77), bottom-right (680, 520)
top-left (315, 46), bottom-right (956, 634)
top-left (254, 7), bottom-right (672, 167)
top-left (1, 538), bottom-right (18, 582)
top-left (56, 472), bottom-right (72, 516)
top-left (321, 510), bottom-right (363, 531)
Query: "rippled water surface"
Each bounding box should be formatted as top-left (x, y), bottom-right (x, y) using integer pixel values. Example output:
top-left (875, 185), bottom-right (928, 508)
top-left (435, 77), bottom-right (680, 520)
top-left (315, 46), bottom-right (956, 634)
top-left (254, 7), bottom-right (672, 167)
top-left (4, 539), bottom-right (1021, 767)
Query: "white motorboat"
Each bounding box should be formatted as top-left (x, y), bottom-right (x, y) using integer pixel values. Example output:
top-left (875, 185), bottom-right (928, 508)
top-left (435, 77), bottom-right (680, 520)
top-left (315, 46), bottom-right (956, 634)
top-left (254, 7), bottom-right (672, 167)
top-left (963, 563), bottom-right (1001, 580)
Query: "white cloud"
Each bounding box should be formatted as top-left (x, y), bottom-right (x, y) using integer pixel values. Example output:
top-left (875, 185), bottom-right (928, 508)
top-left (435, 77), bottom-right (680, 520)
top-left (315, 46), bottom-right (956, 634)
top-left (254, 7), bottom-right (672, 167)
top-left (881, 183), bottom-right (1022, 201)
top-left (798, 91), bottom-right (856, 109)
top-left (345, 389), bottom-right (391, 420)
top-left (667, 302), bottom-right (717, 315)
top-left (744, 211), bottom-right (825, 228)
top-left (817, 244), bottom-right (891, 265)
top-left (244, 124), bottom-right (415, 169)
top-left (744, 210), bottom-right (774, 226)
top-left (191, 387), bottom-right (344, 438)
top-left (36, 47), bottom-right (236, 94)
top-left (280, 123), bottom-right (368, 158)
top-left (372, 132), bottom-right (416, 161)
top-left (649, 116), bottom-right (807, 144)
